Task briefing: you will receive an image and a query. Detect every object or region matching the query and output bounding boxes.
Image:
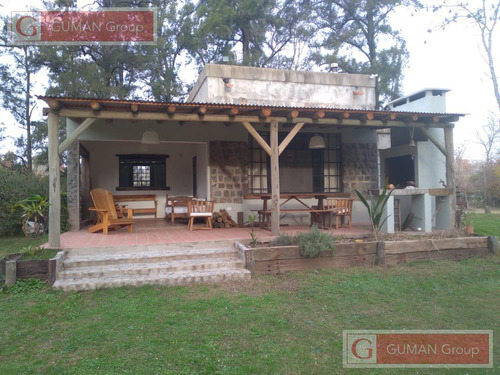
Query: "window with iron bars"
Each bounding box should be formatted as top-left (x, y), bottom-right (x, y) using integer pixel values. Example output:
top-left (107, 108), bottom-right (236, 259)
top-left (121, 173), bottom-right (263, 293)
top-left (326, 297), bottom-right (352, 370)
top-left (247, 132), bottom-right (342, 194)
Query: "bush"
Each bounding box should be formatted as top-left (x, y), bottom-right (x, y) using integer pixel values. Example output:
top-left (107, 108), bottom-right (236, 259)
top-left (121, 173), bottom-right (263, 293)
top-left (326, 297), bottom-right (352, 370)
top-left (0, 169), bottom-right (48, 236)
top-left (0, 169), bottom-right (70, 236)
top-left (296, 226), bottom-right (336, 258)
top-left (270, 233), bottom-right (297, 246)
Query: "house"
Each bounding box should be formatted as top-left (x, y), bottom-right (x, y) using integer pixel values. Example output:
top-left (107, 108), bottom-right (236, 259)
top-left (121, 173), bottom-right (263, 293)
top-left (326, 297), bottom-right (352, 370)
top-left (39, 64), bottom-right (463, 248)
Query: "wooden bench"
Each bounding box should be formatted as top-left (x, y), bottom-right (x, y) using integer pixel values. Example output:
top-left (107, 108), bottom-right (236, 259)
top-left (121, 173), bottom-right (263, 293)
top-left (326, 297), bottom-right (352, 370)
top-left (258, 208), bottom-right (334, 230)
top-left (113, 194), bottom-right (158, 218)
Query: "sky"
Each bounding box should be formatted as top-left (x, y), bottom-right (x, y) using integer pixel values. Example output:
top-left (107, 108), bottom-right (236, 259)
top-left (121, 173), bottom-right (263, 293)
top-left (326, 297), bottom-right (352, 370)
top-left (0, 1), bottom-right (498, 160)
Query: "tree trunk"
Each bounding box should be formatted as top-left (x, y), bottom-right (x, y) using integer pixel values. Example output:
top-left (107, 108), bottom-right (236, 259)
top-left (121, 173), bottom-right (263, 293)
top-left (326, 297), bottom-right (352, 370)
top-left (24, 47), bottom-right (32, 171)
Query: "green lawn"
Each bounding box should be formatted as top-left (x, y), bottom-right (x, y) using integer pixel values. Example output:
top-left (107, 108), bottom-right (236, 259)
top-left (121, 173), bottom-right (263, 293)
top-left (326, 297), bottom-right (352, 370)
top-left (469, 212), bottom-right (500, 237)
top-left (0, 235), bottom-right (48, 259)
top-left (1, 255), bottom-right (499, 374)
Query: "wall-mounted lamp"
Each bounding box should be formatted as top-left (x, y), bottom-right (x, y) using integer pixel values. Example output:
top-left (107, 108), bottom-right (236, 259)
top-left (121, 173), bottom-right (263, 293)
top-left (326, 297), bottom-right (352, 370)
top-left (141, 130), bottom-right (160, 144)
top-left (308, 134), bottom-right (325, 149)
top-left (222, 77), bottom-right (233, 88)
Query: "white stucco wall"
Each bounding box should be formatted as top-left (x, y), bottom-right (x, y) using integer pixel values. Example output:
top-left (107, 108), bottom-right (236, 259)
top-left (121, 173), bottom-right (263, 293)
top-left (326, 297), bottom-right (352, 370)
top-left (187, 64), bottom-right (377, 109)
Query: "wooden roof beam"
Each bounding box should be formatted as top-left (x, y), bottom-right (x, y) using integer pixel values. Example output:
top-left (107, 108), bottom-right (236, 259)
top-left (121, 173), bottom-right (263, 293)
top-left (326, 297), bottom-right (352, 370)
top-left (259, 108), bottom-right (272, 118)
top-left (166, 105), bottom-right (176, 115)
top-left (90, 101), bottom-right (101, 112)
top-left (312, 110), bottom-right (325, 120)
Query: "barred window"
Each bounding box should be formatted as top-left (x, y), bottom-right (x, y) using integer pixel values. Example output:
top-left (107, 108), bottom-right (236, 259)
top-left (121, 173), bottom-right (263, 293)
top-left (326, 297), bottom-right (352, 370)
top-left (117, 154), bottom-right (169, 191)
top-left (248, 133), bottom-right (342, 194)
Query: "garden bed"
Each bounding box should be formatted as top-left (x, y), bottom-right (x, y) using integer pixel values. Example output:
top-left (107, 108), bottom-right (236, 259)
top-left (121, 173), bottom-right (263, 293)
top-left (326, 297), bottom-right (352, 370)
top-left (235, 236), bottom-right (498, 275)
top-left (0, 250), bottom-right (63, 285)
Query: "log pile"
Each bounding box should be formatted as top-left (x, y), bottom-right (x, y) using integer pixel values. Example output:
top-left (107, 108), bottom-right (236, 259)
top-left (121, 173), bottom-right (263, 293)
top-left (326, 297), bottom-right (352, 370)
top-left (212, 209), bottom-right (239, 228)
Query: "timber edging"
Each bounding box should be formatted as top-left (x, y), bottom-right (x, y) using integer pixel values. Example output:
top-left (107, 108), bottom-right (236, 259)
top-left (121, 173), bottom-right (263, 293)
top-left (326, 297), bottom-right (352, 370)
top-left (235, 236), bottom-right (497, 275)
top-left (1, 251), bottom-right (65, 287)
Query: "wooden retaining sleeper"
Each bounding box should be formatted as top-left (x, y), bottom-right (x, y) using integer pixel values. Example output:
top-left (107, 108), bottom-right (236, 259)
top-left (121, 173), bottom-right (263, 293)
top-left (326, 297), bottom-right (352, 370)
top-left (236, 236), bottom-right (498, 275)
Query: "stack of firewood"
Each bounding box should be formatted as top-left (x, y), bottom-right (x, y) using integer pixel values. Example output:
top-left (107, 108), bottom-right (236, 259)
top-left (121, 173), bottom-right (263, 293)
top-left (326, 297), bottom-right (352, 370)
top-left (212, 209), bottom-right (239, 228)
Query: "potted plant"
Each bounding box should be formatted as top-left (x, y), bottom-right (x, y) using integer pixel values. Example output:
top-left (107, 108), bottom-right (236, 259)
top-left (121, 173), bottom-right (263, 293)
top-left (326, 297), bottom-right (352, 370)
top-left (12, 195), bottom-right (50, 237)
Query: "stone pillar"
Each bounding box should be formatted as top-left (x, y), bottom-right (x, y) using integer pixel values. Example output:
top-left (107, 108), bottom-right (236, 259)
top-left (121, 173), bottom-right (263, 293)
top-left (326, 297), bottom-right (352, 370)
top-left (67, 141), bottom-right (80, 231)
top-left (48, 111), bottom-right (61, 248)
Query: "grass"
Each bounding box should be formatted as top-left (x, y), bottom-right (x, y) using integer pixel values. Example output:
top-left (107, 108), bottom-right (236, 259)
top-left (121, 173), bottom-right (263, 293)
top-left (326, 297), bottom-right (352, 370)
top-left (1, 256), bottom-right (499, 374)
top-left (469, 212), bottom-right (500, 237)
top-left (0, 235), bottom-right (48, 259)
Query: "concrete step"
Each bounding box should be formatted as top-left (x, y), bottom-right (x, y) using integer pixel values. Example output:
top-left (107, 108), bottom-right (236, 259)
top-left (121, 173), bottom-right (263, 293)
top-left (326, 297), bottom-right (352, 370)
top-left (53, 243), bottom-right (250, 291)
top-left (63, 247), bottom-right (239, 269)
top-left (53, 268), bottom-right (251, 291)
top-left (60, 257), bottom-right (245, 280)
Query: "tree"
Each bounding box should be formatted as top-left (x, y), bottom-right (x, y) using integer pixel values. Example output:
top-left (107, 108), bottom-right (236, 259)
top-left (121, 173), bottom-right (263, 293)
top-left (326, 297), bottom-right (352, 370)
top-left (310, 0), bottom-right (421, 107)
top-left (476, 114), bottom-right (500, 211)
top-left (137, 1), bottom-right (196, 101)
top-left (0, 20), bottom-right (43, 171)
top-left (40, 0), bottom-right (148, 99)
top-left (188, 0), bottom-right (313, 69)
top-left (454, 143), bottom-right (475, 208)
top-left (430, 0), bottom-right (500, 110)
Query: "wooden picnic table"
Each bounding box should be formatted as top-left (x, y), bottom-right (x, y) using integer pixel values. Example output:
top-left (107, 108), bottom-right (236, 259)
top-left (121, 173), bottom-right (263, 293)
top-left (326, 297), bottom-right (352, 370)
top-left (245, 193), bottom-right (350, 229)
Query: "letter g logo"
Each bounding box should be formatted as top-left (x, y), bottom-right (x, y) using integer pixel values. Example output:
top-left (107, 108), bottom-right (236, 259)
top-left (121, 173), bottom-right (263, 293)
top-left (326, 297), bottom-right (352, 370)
top-left (352, 338), bottom-right (373, 359)
top-left (344, 332), bottom-right (377, 365)
top-left (16, 16), bottom-right (37, 36)
top-left (10, 12), bottom-right (41, 43)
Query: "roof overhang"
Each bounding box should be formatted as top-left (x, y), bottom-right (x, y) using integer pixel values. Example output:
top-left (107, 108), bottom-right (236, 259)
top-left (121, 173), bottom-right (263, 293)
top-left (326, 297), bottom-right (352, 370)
top-left (38, 96), bottom-right (465, 129)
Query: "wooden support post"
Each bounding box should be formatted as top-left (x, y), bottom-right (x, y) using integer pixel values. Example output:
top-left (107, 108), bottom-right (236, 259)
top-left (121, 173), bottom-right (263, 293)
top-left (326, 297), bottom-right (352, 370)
top-left (444, 126), bottom-right (456, 230)
top-left (420, 127), bottom-right (447, 156)
top-left (48, 111), bottom-right (61, 248)
top-left (278, 122), bottom-right (305, 155)
top-left (270, 120), bottom-right (280, 236)
top-left (376, 241), bottom-right (386, 266)
top-left (5, 260), bottom-right (16, 287)
top-left (487, 235), bottom-right (498, 255)
top-left (58, 118), bottom-right (96, 154)
top-left (48, 258), bottom-right (57, 286)
top-left (242, 122), bottom-right (271, 156)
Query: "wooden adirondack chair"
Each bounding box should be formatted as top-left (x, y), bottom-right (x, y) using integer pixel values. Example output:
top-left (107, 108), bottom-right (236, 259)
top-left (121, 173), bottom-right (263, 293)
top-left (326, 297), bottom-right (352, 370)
top-left (88, 188), bottom-right (134, 235)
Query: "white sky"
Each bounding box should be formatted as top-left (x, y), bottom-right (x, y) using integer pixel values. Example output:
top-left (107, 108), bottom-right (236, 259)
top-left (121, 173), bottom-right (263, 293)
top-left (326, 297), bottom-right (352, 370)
top-left (0, 1), bottom-right (498, 160)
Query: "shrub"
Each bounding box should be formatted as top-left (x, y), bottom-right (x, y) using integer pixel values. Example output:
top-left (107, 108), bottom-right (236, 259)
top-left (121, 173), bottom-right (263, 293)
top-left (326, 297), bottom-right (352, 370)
top-left (296, 226), bottom-right (336, 258)
top-left (270, 233), bottom-right (297, 246)
top-left (0, 169), bottom-right (48, 236)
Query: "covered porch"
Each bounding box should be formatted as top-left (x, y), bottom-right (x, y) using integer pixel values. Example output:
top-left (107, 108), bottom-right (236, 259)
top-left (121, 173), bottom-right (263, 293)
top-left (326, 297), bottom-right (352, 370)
top-left (38, 95), bottom-right (463, 249)
top-left (57, 219), bottom-right (373, 249)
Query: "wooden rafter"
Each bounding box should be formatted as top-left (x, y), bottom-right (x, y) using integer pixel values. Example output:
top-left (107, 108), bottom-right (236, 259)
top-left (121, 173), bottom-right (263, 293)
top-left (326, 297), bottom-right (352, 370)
top-left (420, 127), bottom-right (448, 157)
top-left (58, 118), bottom-right (97, 154)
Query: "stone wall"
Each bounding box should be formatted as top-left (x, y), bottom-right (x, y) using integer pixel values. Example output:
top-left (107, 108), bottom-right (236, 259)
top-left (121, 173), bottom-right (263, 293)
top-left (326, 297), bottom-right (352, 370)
top-left (342, 143), bottom-right (379, 194)
top-left (210, 141), bottom-right (248, 204)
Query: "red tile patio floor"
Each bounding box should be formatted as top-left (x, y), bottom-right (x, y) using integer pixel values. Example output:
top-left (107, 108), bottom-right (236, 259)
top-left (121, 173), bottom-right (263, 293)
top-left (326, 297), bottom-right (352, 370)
top-left (57, 219), bottom-right (372, 249)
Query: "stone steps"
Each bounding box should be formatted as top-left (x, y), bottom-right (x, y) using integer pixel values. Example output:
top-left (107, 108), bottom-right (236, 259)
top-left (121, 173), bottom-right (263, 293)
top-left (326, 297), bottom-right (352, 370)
top-left (53, 244), bottom-right (251, 291)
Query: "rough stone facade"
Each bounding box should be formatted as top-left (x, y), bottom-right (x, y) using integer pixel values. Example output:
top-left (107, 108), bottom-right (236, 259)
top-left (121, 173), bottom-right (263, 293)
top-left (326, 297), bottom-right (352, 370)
top-left (342, 143), bottom-right (379, 194)
top-left (210, 141), bottom-right (248, 204)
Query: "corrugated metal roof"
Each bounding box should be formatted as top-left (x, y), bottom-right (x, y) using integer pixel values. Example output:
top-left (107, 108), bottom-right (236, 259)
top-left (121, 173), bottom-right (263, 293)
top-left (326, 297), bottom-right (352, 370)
top-left (36, 95), bottom-right (466, 121)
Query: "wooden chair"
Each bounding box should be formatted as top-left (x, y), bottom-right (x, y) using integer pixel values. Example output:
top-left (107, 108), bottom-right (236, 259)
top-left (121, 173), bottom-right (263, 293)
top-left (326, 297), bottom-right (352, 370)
top-left (327, 198), bottom-right (353, 229)
top-left (88, 188), bottom-right (134, 235)
top-left (187, 200), bottom-right (214, 231)
top-left (165, 195), bottom-right (193, 224)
